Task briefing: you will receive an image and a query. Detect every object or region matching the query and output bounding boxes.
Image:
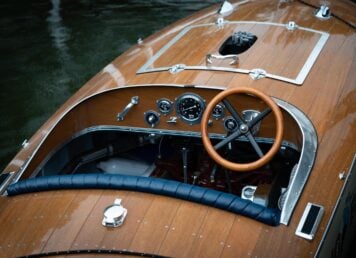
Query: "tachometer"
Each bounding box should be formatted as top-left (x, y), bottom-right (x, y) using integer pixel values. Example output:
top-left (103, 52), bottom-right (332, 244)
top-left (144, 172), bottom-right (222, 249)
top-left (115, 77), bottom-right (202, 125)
top-left (176, 93), bottom-right (205, 124)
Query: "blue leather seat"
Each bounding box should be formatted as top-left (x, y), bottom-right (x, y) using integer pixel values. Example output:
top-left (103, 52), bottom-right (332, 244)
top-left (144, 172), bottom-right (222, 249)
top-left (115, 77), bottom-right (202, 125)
top-left (7, 174), bottom-right (280, 226)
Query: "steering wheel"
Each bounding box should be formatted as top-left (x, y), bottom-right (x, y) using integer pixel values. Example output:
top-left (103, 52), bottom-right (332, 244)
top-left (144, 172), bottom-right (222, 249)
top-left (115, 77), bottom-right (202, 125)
top-left (201, 87), bottom-right (283, 172)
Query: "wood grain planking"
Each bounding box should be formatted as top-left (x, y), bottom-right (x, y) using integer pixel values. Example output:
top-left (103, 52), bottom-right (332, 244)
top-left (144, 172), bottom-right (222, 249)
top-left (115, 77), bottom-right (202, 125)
top-left (128, 195), bottom-right (181, 254)
top-left (0, 195), bottom-right (32, 258)
top-left (158, 201), bottom-right (209, 257)
top-left (17, 191), bottom-right (79, 256)
top-left (186, 209), bottom-right (236, 258)
top-left (283, 22), bottom-right (345, 114)
top-left (220, 216), bottom-right (263, 258)
top-left (305, 33), bottom-right (355, 135)
top-left (41, 190), bottom-right (103, 253)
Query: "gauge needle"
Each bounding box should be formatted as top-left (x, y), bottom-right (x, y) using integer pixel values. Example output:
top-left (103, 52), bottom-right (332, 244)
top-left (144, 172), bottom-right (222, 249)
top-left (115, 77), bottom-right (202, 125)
top-left (182, 105), bottom-right (196, 112)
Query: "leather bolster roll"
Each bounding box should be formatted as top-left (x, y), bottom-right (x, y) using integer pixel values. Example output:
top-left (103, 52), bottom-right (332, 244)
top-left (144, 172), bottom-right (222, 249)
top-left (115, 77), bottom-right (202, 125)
top-left (7, 174), bottom-right (280, 226)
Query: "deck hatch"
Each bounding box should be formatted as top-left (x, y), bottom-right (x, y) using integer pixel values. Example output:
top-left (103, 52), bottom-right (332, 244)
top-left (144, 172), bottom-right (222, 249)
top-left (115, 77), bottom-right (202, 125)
top-left (296, 203), bottom-right (324, 240)
top-left (137, 21), bottom-right (329, 85)
top-left (219, 31), bottom-right (257, 55)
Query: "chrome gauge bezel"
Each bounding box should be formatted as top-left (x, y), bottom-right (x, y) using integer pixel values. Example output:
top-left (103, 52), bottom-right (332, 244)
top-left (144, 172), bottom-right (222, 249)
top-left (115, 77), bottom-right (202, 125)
top-left (156, 98), bottom-right (173, 115)
top-left (175, 93), bottom-right (205, 124)
top-left (223, 116), bottom-right (238, 133)
top-left (212, 103), bottom-right (225, 120)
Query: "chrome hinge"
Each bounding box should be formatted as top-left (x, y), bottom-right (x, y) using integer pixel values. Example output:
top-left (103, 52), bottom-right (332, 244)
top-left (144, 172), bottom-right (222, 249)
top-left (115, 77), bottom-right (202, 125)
top-left (249, 69), bottom-right (267, 80)
top-left (169, 64), bottom-right (186, 74)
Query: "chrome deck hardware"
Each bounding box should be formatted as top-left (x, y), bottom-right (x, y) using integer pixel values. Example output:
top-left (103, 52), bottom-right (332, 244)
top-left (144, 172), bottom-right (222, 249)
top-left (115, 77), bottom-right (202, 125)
top-left (102, 199), bottom-right (127, 228)
top-left (249, 69), bottom-right (267, 80)
top-left (206, 54), bottom-right (238, 65)
top-left (315, 5), bottom-right (331, 20)
top-left (21, 139), bottom-right (29, 148)
top-left (218, 1), bottom-right (234, 16)
top-left (117, 96), bottom-right (139, 121)
top-left (296, 203), bottom-right (324, 240)
top-left (286, 21), bottom-right (298, 31)
top-left (169, 64), bottom-right (186, 74)
top-left (216, 17), bottom-right (225, 28)
top-left (137, 38), bottom-right (143, 45)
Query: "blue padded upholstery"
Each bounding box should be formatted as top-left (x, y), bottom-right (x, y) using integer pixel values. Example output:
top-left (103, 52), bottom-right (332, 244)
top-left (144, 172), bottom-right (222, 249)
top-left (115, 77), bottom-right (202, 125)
top-left (7, 174), bottom-right (280, 226)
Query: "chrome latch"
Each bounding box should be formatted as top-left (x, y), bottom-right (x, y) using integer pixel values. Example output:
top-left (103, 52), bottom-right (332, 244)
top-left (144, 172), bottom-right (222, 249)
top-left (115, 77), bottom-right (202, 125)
top-left (102, 199), bottom-right (127, 228)
top-left (249, 69), bottom-right (267, 80)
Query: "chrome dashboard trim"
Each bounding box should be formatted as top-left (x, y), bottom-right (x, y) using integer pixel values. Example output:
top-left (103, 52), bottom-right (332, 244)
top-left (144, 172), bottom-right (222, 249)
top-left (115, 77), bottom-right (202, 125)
top-left (137, 21), bottom-right (329, 85)
top-left (11, 84), bottom-right (186, 182)
top-left (31, 124), bottom-right (299, 178)
top-left (275, 98), bottom-right (318, 225)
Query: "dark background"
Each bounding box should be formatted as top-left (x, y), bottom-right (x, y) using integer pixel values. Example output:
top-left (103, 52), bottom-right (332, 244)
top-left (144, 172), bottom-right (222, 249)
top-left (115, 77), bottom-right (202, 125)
top-left (0, 0), bottom-right (218, 171)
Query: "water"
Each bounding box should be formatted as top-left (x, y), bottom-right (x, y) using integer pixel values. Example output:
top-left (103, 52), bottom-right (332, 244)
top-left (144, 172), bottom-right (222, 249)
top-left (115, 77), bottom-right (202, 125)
top-left (0, 0), bottom-right (219, 171)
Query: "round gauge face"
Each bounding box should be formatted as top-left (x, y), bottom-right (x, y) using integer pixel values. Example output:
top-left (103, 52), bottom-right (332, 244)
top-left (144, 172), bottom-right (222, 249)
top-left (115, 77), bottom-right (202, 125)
top-left (212, 103), bottom-right (225, 119)
top-left (176, 93), bottom-right (205, 124)
top-left (223, 116), bottom-right (238, 133)
top-left (157, 98), bottom-right (173, 115)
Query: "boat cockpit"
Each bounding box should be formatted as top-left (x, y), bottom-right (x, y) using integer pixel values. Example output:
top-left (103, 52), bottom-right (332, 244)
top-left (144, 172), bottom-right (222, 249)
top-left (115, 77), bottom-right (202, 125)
top-left (14, 84), bottom-right (317, 226)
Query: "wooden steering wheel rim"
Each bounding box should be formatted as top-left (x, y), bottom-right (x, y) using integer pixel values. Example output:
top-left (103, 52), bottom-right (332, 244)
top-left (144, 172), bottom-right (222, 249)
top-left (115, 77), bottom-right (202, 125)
top-left (201, 87), bottom-right (284, 172)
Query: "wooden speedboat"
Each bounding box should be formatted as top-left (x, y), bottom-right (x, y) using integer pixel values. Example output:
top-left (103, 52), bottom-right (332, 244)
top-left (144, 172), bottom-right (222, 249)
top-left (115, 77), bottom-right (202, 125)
top-left (1, 0), bottom-right (355, 257)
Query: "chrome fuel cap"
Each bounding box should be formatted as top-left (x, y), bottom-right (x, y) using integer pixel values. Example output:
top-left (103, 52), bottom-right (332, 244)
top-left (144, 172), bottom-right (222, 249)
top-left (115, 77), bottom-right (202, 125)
top-left (102, 199), bottom-right (127, 228)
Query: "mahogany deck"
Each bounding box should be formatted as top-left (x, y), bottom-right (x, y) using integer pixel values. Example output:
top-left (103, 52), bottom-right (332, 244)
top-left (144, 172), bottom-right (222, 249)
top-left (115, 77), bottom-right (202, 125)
top-left (1, 0), bottom-right (355, 257)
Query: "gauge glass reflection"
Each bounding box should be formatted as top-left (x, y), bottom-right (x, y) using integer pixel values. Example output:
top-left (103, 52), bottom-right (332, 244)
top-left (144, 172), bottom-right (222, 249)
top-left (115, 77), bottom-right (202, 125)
top-left (176, 93), bottom-right (205, 124)
top-left (212, 103), bottom-right (225, 119)
top-left (157, 98), bottom-right (173, 115)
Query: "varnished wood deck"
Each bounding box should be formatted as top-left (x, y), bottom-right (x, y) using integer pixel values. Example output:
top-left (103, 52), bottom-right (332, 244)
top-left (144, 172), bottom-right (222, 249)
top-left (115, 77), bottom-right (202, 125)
top-left (1, 0), bottom-right (355, 257)
top-left (0, 190), bottom-right (322, 257)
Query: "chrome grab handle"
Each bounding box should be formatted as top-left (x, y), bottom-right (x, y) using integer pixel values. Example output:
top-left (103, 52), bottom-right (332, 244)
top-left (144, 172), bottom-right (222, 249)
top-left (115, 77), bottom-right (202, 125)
top-left (206, 54), bottom-right (239, 65)
top-left (117, 96), bottom-right (139, 121)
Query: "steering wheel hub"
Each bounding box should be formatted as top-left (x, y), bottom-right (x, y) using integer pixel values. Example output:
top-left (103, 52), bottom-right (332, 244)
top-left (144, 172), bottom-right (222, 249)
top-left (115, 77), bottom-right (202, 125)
top-left (239, 124), bottom-right (249, 134)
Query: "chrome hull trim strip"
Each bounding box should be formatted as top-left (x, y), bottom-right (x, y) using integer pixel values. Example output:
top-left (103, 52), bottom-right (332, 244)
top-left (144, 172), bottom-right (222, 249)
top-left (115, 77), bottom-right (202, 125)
top-left (137, 21), bottom-right (329, 85)
top-left (315, 154), bottom-right (356, 257)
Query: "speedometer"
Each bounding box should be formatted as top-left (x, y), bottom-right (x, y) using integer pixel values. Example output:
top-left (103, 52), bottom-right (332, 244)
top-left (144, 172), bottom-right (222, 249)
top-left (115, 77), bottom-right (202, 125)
top-left (176, 93), bottom-right (205, 124)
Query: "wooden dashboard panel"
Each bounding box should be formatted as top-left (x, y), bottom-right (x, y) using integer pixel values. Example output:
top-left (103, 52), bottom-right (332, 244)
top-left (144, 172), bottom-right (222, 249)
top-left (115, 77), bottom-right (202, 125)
top-left (22, 85), bottom-right (301, 178)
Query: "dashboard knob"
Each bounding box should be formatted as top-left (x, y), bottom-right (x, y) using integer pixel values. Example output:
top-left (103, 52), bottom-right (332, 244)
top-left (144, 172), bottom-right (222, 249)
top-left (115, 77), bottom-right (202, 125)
top-left (144, 110), bottom-right (160, 128)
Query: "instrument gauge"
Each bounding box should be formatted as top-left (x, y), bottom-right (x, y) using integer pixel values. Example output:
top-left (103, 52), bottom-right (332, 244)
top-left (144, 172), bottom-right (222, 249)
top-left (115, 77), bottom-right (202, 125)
top-left (176, 93), bottom-right (205, 124)
top-left (212, 103), bottom-right (225, 120)
top-left (157, 98), bottom-right (173, 115)
top-left (223, 116), bottom-right (238, 133)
